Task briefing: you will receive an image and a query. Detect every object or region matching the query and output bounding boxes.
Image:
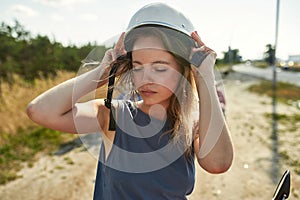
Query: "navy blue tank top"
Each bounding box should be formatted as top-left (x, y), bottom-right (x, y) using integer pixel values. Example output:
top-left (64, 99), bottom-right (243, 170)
top-left (93, 101), bottom-right (195, 200)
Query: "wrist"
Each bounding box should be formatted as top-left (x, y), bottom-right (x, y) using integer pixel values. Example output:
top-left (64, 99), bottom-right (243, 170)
top-left (192, 68), bottom-right (215, 86)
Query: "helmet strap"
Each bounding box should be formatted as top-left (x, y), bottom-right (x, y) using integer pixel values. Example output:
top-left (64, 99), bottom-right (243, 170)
top-left (104, 63), bottom-right (118, 131)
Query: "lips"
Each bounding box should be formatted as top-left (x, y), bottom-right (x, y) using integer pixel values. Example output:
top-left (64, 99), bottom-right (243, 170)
top-left (140, 90), bottom-right (157, 96)
top-left (139, 88), bottom-right (157, 96)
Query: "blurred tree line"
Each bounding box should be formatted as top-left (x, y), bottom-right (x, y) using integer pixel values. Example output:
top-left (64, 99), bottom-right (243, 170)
top-left (0, 20), bottom-right (108, 94)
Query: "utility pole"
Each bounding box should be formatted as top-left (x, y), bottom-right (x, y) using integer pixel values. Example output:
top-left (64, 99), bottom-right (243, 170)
top-left (272, 0), bottom-right (280, 184)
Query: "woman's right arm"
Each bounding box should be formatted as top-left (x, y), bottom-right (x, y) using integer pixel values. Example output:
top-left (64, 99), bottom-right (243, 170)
top-left (27, 33), bottom-right (126, 134)
top-left (26, 64), bottom-right (110, 134)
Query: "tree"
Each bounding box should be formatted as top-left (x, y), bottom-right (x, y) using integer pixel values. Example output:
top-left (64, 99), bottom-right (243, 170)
top-left (0, 20), bottom-right (105, 87)
top-left (264, 44), bottom-right (276, 65)
top-left (0, 21), bottom-right (25, 96)
top-left (221, 46), bottom-right (242, 64)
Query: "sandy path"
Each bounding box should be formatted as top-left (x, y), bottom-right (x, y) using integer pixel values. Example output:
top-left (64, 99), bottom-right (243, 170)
top-left (190, 75), bottom-right (275, 200)
top-left (0, 72), bottom-right (299, 200)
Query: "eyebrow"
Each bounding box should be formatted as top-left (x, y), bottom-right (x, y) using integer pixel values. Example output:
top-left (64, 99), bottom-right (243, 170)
top-left (132, 60), bottom-right (170, 65)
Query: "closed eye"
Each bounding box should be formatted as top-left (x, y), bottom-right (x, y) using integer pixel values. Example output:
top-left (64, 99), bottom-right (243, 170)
top-left (152, 63), bottom-right (169, 72)
top-left (154, 67), bottom-right (167, 72)
top-left (132, 65), bottom-right (143, 72)
top-left (132, 61), bottom-right (171, 72)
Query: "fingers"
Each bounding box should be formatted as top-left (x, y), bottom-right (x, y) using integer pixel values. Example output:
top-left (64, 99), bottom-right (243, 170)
top-left (113, 32), bottom-right (127, 60)
top-left (191, 31), bottom-right (205, 47)
top-left (114, 32), bottom-right (125, 51)
top-left (191, 31), bottom-right (216, 56)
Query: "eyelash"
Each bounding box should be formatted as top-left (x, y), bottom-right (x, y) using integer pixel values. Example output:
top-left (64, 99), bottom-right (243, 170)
top-left (132, 66), bottom-right (143, 72)
top-left (155, 68), bottom-right (167, 72)
top-left (132, 65), bottom-right (168, 72)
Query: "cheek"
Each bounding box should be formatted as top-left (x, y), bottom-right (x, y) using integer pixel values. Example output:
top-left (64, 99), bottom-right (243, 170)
top-left (132, 74), bottom-right (141, 88)
top-left (157, 73), bottom-right (181, 92)
top-left (161, 67), bottom-right (182, 88)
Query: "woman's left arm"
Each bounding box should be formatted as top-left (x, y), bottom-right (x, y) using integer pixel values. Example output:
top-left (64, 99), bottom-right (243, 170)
top-left (191, 32), bottom-right (233, 174)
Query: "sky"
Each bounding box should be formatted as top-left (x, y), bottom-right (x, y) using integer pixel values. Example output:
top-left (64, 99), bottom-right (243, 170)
top-left (1, 0), bottom-right (300, 60)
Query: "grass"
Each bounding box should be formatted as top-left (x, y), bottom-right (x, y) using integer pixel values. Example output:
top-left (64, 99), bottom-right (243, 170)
top-left (264, 113), bottom-right (300, 124)
top-left (247, 80), bottom-right (300, 104)
top-left (0, 71), bottom-right (76, 135)
top-left (248, 79), bottom-right (300, 181)
top-left (252, 61), bottom-right (269, 69)
top-left (264, 112), bottom-right (300, 134)
top-left (0, 127), bottom-right (76, 185)
top-left (0, 71), bottom-right (77, 185)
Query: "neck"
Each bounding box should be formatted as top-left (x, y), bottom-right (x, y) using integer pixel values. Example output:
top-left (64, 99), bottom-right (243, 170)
top-left (139, 102), bottom-right (168, 121)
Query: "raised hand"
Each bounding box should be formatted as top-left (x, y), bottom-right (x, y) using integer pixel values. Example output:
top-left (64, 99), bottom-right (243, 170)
top-left (190, 31), bottom-right (217, 81)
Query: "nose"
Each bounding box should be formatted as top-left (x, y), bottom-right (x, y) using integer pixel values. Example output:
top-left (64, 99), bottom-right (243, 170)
top-left (138, 66), bottom-right (155, 85)
top-left (144, 67), bottom-right (155, 82)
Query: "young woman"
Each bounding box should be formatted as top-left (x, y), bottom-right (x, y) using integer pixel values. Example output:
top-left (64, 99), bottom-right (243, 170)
top-left (27, 3), bottom-right (233, 199)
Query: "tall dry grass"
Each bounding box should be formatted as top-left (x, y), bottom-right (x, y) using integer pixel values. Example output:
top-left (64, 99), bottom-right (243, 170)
top-left (0, 70), bottom-right (111, 138)
top-left (0, 71), bottom-right (93, 184)
top-left (0, 71), bottom-right (76, 137)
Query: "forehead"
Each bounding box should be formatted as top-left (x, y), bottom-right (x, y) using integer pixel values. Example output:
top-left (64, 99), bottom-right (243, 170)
top-left (131, 35), bottom-right (181, 71)
top-left (132, 36), bottom-right (165, 51)
top-left (132, 48), bottom-right (173, 63)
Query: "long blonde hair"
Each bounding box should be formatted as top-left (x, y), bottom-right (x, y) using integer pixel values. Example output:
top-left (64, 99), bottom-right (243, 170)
top-left (112, 27), bottom-right (198, 155)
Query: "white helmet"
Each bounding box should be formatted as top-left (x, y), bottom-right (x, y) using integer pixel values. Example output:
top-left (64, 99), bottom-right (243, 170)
top-left (124, 3), bottom-right (208, 67)
top-left (126, 3), bottom-right (195, 37)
